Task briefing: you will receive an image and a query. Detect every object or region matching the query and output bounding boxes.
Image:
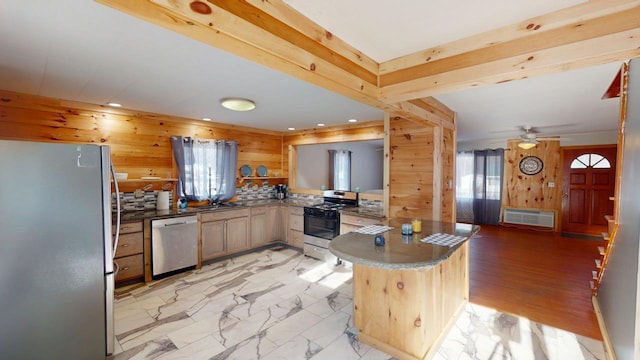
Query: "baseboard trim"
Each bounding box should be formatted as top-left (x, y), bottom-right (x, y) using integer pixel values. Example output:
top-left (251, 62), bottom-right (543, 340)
top-left (592, 295), bottom-right (617, 360)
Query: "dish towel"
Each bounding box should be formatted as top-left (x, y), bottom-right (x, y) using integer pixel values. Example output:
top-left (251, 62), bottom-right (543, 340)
top-left (420, 233), bottom-right (467, 247)
top-left (354, 225), bottom-right (394, 235)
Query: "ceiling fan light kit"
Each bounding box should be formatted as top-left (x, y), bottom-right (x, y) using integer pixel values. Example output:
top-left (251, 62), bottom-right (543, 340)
top-left (518, 141), bottom-right (537, 150)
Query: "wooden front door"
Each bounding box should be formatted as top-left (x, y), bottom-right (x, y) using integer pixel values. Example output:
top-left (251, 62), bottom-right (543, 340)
top-left (561, 146), bottom-right (616, 236)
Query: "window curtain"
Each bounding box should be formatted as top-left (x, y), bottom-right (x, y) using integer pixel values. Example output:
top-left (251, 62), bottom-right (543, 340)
top-left (171, 136), bottom-right (238, 202)
top-left (455, 151), bottom-right (475, 223)
top-left (328, 149), bottom-right (351, 191)
top-left (456, 149), bottom-right (504, 225)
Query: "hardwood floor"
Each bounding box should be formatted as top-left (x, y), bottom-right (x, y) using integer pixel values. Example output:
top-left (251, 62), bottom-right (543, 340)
top-left (469, 225), bottom-right (603, 340)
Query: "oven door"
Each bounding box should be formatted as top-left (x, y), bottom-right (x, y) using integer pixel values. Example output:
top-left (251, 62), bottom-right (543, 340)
top-left (303, 214), bottom-right (339, 240)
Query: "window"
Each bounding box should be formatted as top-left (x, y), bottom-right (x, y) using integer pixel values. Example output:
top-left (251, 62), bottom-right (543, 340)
top-left (570, 153), bottom-right (611, 169)
top-left (171, 136), bottom-right (238, 202)
top-left (328, 149), bottom-right (351, 191)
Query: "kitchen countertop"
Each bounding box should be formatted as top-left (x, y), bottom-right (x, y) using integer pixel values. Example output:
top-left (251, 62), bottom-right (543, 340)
top-left (329, 218), bottom-right (479, 270)
top-left (340, 207), bottom-right (384, 219)
top-left (115, 198), bottom-right (322, 222)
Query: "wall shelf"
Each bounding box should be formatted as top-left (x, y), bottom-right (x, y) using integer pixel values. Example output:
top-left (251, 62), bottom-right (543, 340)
top-left (238, 176), bottom-right (286, 184)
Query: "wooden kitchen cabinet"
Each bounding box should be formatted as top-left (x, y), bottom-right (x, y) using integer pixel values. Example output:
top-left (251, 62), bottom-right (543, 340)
top-left (288, 206), bottom-right (304, 249)
top-left (250, 206), bottom-right (267, 247)
top-left (201, 220), bottom-right (226, 260)
top-left (226, 216), bottom-right (249, 253)
top-left (112, 220), bottom-right (144, 284)
top-left (266, 205), bottom-right (285, 242)
top-left (340, 214), bottom-right (382, 234)
top-left (201, 208), bottom-right (250, 261)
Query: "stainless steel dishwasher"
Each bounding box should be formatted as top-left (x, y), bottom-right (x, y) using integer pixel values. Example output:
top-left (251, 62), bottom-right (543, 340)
top-left (151, 215), bottom-right (198, 277)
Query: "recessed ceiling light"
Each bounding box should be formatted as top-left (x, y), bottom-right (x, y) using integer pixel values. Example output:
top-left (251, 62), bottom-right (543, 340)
top-left (287, 127), bottom-right (295, 131)
top-left (107, 102), bottom-right (122, 107)
top-left (202, 117), bottom-right (212, 121)
top-left (220, 98), bottom-right (256, 111)
top-left (317, 123), bottom-right (325, 127)
top-left (348, 119), bottom-right (358, 123)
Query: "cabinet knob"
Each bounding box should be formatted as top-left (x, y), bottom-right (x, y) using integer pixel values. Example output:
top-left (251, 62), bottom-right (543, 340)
top-left (122, 267), bottom-right (130, 271)
top-left (121, 244), bottom-right (129, 247)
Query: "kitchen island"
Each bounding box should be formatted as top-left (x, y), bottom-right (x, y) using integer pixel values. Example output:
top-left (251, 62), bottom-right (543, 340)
top-left (329, 219), bottom-right (479, 360)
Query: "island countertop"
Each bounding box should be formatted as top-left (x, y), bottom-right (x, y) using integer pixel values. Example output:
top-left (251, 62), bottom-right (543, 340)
top-left (329, 219), bottom-right (479, 269)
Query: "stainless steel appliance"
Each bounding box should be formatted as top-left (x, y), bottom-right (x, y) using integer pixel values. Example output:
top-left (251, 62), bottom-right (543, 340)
top-left (151, 215), bottom-right (198, 277)
top-left (0, 140), bottom-right (118, 358)
top-left (303, 190), bottom-right (358, 262)
top-left (276, 184), bottom-right (287, 200)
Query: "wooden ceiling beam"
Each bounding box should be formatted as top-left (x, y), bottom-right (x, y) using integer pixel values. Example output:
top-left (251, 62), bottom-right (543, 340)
top-left (379, 0), bottom-right (640, 102)
top-left (97, 0), bottom-right (381, 108)
top-left (96, 0), bottom-right (455, 129)
top-left (381, 28), bottom-right (640, 102)
top-left (380, 0), bottom-right (640, 75)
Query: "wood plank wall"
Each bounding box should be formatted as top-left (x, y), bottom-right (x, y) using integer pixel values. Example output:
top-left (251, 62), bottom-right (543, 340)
top-left (388, 115), bottom-right (436, 219)
top-left (441, 126), bottom-right (456, 222)
top-left (503, 140), bottom-right (562, 214)
top-left (0, 90), bottom-right (283, 185)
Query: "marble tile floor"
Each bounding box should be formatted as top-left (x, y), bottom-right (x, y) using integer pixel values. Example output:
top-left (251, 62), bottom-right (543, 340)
top-left (110, 247), bottom-right (607, 360)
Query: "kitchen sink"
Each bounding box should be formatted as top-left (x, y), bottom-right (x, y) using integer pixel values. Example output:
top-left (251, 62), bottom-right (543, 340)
top-left (177, 202), bottom-right (242, 213)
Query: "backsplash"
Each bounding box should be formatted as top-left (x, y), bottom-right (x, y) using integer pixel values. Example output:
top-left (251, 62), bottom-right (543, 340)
top-left (359, 198), bottom-right (383, 210)
top-left (236, 184), bottom-right (278, 201)
top-left (112, 191), bottom-right (173, 212)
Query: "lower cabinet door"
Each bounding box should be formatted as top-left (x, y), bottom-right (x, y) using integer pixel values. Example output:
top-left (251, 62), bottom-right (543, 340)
top-left (227, 217), bottom-right (249, 253)
top-left (288, 229), bottom-right (304, 249)
top-left (202, 220), bottom-right (226, 261)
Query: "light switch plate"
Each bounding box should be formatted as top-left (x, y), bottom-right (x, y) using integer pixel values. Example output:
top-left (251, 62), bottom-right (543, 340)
top-left (548, 182), bottom-right (555, 188)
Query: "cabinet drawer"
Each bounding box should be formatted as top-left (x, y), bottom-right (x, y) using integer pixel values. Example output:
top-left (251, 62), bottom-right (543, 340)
top-left (201, 208), bottom-right (250, 222)
top-left (251, 206), bottom-right (267, 215)
top-left (289, 206), bottom-right (304, 216)
top-left (114, 254), bottom-right (143, 282)
top-left (113, 221), bottom-right (142, 234)
top-left (289, 214), bottom-right (304, 232)
top-left (114, 232), bottom-right (143, 258)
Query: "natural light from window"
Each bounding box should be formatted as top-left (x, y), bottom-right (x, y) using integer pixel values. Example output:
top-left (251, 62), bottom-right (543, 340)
top-left (570, 153), bottom-right (611, 169)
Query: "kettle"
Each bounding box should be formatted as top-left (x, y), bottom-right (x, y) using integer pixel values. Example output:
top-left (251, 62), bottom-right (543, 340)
top-left (275, 184), bottom-right (287, 200)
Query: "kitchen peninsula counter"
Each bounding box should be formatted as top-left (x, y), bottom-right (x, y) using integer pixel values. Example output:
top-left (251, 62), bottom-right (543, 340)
top-left (329, 219), bottom-right (479, 360)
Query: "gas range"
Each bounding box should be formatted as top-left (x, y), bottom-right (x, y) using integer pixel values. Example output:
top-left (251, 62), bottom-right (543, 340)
top-left (303, 190), bottom-right (358, 263)
top-left (304, 190), bottom-right (359, 218)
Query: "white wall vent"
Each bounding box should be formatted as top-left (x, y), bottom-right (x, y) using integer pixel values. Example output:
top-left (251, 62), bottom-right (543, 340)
top-left (503, 208), bottom-right (555, 229)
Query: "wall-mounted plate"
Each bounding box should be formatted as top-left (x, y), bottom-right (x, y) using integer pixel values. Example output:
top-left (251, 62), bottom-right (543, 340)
top-left (240, 164), bottom-right (252, 177)
top-left (257, 165), bottom-right (268, 177)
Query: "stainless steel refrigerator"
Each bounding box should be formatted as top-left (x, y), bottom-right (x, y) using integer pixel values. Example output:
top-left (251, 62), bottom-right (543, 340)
top-left (0, 140), bottom-right (117, 358)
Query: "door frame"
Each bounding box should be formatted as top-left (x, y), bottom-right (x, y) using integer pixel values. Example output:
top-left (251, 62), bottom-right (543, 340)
top-left (560, 144), bottom-right (617, 236)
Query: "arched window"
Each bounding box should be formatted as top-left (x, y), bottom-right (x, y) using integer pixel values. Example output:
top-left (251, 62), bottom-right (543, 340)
top-left (570, 153), bottom-right (611, 169)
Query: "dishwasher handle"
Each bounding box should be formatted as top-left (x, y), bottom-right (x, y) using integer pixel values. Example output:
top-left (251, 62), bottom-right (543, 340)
top-left (151, 215), bottom-right (198, 229)
top-left (163, 221), bottom-right (189, 227)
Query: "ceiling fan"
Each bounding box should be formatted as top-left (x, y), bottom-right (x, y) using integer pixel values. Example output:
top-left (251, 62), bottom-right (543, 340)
top-left (510, 125), bottom-right (569, 149)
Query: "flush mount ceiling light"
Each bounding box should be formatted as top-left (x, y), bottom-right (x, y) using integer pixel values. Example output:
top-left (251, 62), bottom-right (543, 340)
top-left (518, 140), bottom-right (537, 150)
top-left (220, 98), bottom-right (255, 112)
top-left (348, 119), bottom-right (358, 123)
top-left (107, 102), bottom-right (122, 107)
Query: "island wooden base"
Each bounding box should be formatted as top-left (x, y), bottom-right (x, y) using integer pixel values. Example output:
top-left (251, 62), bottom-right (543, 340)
top-left (352, 243), bottom-right (469, 360)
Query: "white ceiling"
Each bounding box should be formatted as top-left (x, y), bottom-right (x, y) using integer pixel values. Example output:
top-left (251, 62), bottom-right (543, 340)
top-left (0, 0), bottom-right (624, 142)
